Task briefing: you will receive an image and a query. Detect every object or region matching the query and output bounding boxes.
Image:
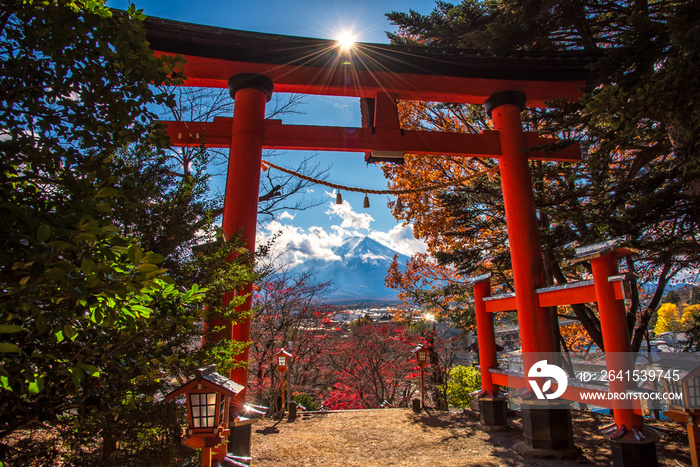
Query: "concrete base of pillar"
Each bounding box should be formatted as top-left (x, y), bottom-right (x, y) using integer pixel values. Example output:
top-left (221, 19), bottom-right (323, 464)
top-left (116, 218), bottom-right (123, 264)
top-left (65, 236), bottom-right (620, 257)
top-left (477, 397), bottom-right (508, 429)
top-left (520, 400), bottom-right (574, 451)
top-left (411, 398), bottom-right (421, 413)
top-left (227, 424), bottom-right (252, 459)
top-left (609, 434), bottom-right (659, 467)
top-left (287, 401), bottom-right (297, 422)
top-left (513, 441), bottom-right (580, 460)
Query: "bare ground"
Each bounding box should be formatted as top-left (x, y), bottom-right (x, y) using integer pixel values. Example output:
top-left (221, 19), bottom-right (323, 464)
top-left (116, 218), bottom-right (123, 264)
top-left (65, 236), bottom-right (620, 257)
top-left (251, 408), bottom-right (692, 466)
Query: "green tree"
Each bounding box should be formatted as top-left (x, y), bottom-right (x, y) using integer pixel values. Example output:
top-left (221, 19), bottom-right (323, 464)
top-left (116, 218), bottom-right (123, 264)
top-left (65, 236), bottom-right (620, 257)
top-left (0, 1), bottom-right (246, 464)
top-left (690, 286), bottom-right (700, 305)
top-left (664, 289), bottom-right (681, 305)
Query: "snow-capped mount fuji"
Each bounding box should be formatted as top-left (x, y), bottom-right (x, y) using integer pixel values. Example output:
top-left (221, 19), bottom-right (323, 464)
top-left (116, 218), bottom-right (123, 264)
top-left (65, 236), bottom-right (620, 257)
top-left (288, 236), bottom-right (410, 304)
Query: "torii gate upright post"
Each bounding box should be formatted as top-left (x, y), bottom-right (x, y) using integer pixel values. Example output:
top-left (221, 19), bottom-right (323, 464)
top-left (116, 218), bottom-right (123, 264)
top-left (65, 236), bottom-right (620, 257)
top-left (220, 74), bottom-right (274, 388)
top-left (485, 91), bottom-right (574, 451)
top-left (213, 73), bottom-right (273, 461)
top-left (591, 252), bottom-right (658, 463)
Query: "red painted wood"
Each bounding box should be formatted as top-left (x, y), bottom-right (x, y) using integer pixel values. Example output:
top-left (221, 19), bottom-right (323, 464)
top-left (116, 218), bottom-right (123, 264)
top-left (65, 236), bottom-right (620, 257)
top-left (536, 281), bottom-right (627, 307)
top-left (474, 280), bottom-right (498, 393)
top-left (492, 104), bottom-right (556, 360)
top-left (220, 87), bottom-right (268, 390)
top-left (155, 52), bottom-right (586, 108)
top-left (484, 296), bottom-right (517, 313)
top-left (481, 280), bottom-right (626, 312)
top-left (161, 120), bottom-right (581, 161)
top-left (489, 372), bottom-right (643, 414)
top-left (537, 284), bottom-right (595, 307)
top-left (591, 253), bottom-right (643, 432)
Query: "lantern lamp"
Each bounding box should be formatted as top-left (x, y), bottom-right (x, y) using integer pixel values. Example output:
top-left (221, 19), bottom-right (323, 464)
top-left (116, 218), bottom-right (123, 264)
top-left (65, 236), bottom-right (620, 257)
top-left (412, 345), bottom-right (430, 409)
top-left (165, 365), bottom-right (243, 467)
top-left (272, 349), bottom-right (294, 414)
top-left (414, 345), bottom-right (429, 367)
top-left (273, 348), bottom-right (293, 371)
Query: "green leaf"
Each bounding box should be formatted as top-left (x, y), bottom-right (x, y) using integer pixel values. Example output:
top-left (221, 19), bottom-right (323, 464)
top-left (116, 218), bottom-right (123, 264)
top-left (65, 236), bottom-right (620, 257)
top-left (45, 267), bottom-right (66, 282)
top-left (27, 377), bottom-right (44, 395)
top-left (63, 324), bottom-right (77, 341)
top-left (130, 304), bottom-right (152, 317)
top-left (136, 263), bottom-right (159, 273)
top-left (81, 259), bottom-right (96, 274)
top-left (143, 252), bottom-right (164, 264)
top-left (161, 275), bottom-right (176, 285)
top-left (36, 314), bottom-right (47, 333)
top-left (0, 325), bottom-right (24, 334)
top-left (74, 232), bottom-right (97, 242)
top-left (37, 224), bottom-right (51, 242)
top-left (77, 363), bottom-right (100, 376)
top-left (91, 307), bottom-right (103, 323)
top-left (0, 343), bottom-right (21, 353)
top-left (127, 244), bottom-right (143, 263)
top-left (68, 366), bottom-right (85, 387)
top-left (95, 187), bottom-right (120, 198)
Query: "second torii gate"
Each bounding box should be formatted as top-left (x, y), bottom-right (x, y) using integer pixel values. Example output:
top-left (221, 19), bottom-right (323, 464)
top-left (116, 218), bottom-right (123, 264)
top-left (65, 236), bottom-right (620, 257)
top-left (143, 14), bottom-right (654, 466)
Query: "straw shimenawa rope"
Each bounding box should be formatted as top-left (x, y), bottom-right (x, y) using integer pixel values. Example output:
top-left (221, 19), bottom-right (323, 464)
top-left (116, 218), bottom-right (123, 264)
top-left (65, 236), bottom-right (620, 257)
top-left (261, 160), bottom-right (498, 195)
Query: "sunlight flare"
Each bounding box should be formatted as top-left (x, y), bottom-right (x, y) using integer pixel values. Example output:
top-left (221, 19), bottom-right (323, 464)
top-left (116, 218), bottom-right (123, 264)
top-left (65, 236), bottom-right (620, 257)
top-left (336, 31), bottom-right (356, 51)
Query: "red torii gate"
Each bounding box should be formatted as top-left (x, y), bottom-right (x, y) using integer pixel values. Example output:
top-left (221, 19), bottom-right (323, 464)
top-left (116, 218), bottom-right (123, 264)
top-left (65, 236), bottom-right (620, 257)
top-left (144, 15), bottom-right (654, 466)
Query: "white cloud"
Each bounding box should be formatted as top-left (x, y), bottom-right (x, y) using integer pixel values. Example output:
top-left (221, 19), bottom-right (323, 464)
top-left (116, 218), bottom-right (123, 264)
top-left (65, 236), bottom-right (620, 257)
top-left (325, 190), bottom-right (373, 231)
top-left (277, 211), bottom-right (296, 221)
top-left (257, 219), bottom-right (343, 267)
top-left (257, 193), bottom-right (427, 267)
top-left (369, 224), bottom-right (428, 257)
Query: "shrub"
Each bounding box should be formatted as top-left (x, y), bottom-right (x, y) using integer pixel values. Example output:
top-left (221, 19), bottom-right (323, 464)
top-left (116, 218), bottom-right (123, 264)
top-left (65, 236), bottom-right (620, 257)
top-left (447, 366), bottom-right (481, 408)
top-left (292, 392), bottom-right (319, 411)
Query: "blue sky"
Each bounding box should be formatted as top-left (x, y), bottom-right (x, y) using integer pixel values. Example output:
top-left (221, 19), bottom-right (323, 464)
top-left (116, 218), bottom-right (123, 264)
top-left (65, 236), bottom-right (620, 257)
top-left (107, 0), bottom-right (437, 262)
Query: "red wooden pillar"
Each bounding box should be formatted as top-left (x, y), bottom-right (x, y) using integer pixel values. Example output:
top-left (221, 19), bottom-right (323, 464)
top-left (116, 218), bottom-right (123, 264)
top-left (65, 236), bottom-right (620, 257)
top-left (591, 252), bottom-right (659, 466)
top-left (473, 275), bottom-right (508, 428)
top-left (485, 92), bottom-right (556, 361)
top-left (474, 278), bottom-right (497, 395)
top-left (485, 92), bottom-right (572, 450)
top-left (219, 74), bottom-right (274, 388)
top-left (590, 252), bottom-right (643, 431)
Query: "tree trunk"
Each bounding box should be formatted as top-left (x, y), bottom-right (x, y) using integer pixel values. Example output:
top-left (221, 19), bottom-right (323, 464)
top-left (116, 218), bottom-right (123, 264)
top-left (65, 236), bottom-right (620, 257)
top-left (101, 428), bottom-right (118, 463)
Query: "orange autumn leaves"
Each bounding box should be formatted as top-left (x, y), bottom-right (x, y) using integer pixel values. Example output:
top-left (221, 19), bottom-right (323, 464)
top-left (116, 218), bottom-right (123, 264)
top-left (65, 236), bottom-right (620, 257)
top-left (382, 100), bottom-right (511, 323)
top-left (383, 100), bottom-right (500, 255)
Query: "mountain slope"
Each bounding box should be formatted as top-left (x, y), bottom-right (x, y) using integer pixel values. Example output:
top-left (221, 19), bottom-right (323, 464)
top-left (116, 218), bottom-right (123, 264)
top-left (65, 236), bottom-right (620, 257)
top-left (288, 236), bottom-right (410, 304)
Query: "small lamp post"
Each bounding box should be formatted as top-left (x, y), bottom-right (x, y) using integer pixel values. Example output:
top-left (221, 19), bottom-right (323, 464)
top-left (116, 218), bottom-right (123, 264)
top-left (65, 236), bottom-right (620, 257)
top-left (165, 365), bottom-right (243, 467)
top-left (272, 349), bottom-right (293, 414)
top-left (413, 345), bottom-right (429, 408)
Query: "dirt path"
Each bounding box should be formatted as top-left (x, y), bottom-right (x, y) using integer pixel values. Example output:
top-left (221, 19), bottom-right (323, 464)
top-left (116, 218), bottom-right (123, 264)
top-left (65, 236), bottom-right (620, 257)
top-left (250, 408), bottom-right (691, 466)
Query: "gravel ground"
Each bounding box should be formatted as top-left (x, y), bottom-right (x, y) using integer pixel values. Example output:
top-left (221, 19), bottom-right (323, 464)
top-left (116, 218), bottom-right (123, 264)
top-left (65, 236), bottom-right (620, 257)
top-left (250, 408), bottom-right (691, 466)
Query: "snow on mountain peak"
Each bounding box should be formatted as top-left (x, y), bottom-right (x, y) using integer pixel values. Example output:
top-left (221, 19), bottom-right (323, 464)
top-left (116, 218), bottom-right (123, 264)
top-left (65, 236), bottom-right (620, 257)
top-left (332, 236), bottom-right (403, 261)
top-left (286, 236), bottom-right (410, 304)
